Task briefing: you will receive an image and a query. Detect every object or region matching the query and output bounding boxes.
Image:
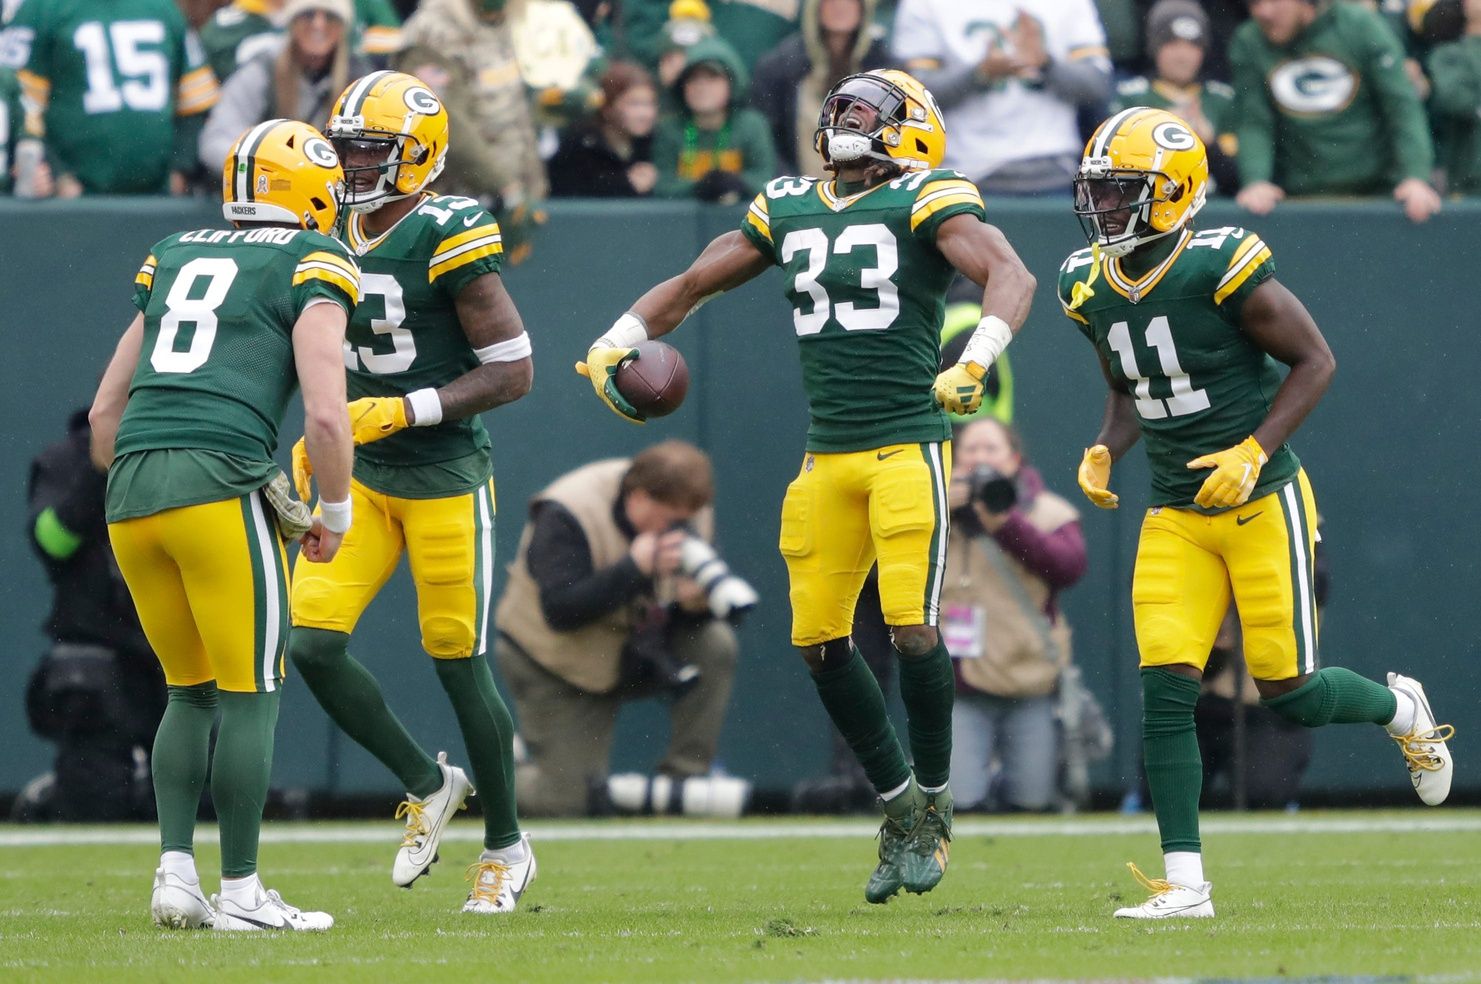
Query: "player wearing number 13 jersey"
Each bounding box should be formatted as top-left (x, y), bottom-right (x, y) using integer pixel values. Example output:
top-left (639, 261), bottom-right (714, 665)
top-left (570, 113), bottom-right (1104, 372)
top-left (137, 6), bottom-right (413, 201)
top-left (284, 71), bottom-right (538, 915)
top-left (578, 69), bottom-right (1035, 903)
top-left (90, 119), bottom-right (356, 931)
top-left (1061, 106), bottom-right (1454, 921)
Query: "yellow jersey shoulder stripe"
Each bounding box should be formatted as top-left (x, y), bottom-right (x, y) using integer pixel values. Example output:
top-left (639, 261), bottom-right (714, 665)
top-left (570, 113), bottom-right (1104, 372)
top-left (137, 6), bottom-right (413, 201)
top-left (1060, 302), bottom-right (1089, 325)
top-left (912, 178), bottom-right (979, 204)
top-left (1222, 233), bottom-right (1266, 272)
top-left (293, 266), bottom-right (360, 300)
top-left (746, 197), bottom-right (772, 242)
top-left (176, 66), bottom-right (220, 115)
top-left (1213, 245), bottom-right (1272, 305)
top-left (135, 254), bottom-right (158, 290)
top-left (912, 182), bottom-right (982, 216)
top-left (359, 25), bottom-right (402, 54)
top-left (298, 250), bottom-right (360, 280)
top-left (16, 69), bottom-right (50, 97)
top-left (429, 240), bottom-right (503, 282)
top-left (910, 193), bottom-right (984, 232)
top-left (433, 223), bottom-right (502, 258)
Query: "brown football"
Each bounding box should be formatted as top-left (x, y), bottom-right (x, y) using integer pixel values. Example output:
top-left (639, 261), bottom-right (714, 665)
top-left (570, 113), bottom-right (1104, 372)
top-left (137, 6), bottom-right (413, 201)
top-left (614, 340), bottom-right (689, 418)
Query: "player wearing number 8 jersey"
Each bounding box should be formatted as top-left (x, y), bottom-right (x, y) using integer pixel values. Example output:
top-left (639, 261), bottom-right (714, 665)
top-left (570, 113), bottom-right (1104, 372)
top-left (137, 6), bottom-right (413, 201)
top-left (284, 70), bottom-right (538, 915)
top-left (89, 119), bottom-right (356, 931)
top-left (577, 69), bottom-right (1036, 903)
top-left (1061, 106), bottom-right (1455, 920)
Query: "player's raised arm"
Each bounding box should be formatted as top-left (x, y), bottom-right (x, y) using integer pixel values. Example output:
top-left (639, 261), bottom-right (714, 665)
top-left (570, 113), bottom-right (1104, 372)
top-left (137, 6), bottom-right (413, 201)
top-left (88, 313), bottom-right (146, 470)
top-left (1237, 278), bottom-right (1336, 457)
top-left (577, 230), bottom-right (771, 423)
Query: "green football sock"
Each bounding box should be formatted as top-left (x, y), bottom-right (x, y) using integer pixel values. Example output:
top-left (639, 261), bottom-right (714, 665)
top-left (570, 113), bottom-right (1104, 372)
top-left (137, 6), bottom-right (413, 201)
top-left (810, 643), bottom-right (912, 796)
top-left (151, 682), bottom-right (218, 856)
top-left (289, 627), bottom-right (442, 798)
top-left (1262, 667), bottom-right (1398, 727)
top-left (212, 691), bottom-right (280, 879)
top-left (1141, 667), bottom-right (1204, 854)
top-left (895, 638), bottom-right (954, 790)
top-left (433, 655), bottom-right (521, 851)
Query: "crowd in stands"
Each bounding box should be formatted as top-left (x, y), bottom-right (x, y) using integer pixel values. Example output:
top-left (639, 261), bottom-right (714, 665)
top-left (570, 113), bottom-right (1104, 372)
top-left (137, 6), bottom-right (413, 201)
top-left (3, 0), bottom-right (1481, 220)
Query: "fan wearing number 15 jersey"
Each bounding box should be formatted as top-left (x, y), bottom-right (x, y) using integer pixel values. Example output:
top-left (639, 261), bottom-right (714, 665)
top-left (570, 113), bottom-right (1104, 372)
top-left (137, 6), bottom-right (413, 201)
top-left (577, 69), bottom-right (1036, 904)
top-left (285, 70), bottom-right (538, 916)
top-left (1061, 106), bottom-right (1454, 923)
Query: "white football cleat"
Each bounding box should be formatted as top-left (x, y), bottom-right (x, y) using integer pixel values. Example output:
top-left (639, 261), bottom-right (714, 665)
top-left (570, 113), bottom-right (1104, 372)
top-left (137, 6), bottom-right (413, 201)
top-left (150, 867), bottom-right (215, 929)
top-left (462, 833), bottom-right (537, 914)
top-left (1113, 863), bottom-right (1214, 919)
top-left (1387, 672), bottom-right (1455, 806)
top-left (393, 751), bottom-right (473, 888)
top-left (212, 880), bottom-right (333, 932)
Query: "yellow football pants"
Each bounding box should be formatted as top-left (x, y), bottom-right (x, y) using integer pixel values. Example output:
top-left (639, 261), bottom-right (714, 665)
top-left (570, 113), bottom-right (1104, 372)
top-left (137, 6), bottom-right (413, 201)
top-left (779, 442), bottom-right (950, 647)
top-left (291, 478), bottom-right (497, 659)
top-left (1133, 470), bottom-right (1319, 681)
top-left (109, 492), bottom-right (290, 693)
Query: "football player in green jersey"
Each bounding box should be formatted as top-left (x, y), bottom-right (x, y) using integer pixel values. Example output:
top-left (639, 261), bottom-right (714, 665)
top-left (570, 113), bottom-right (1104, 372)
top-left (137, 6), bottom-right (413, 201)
top-left (89, 119), bottom-right (356, 931)
top-left (1060, 106), bottom-right (1455, 920)
top-left (285, 70), bottom-right (537, 915)
top-left (1, 0), bottom-right (219, 195)
top-left (578, 69), bottom-right (1036, 903)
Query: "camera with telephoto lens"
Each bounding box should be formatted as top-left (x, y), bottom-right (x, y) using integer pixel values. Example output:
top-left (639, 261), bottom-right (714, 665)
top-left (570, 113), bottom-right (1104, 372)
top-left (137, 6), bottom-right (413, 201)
top-left (968, 464), bottom-right (1018, 514)
top-left (678, 536), bottom-right (759, 621)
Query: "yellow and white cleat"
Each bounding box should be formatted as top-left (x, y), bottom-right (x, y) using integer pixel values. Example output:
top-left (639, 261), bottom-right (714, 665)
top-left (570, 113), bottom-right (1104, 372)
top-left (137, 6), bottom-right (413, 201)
top-left (1387, 673), bottom-right (1455, 806)
top-left (1113, 863), bottom-right (1214, 919)
top-left (392, 751), bottom-right (473, 887)
top-left (462, 833), bottom-right (537, 914)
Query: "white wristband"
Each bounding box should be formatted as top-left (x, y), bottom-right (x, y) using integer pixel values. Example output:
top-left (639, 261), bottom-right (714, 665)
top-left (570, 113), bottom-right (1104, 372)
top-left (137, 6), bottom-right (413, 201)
top-left (474, 331), bottom-right (532, 364)
top-left (597, 312), bottom-right (648, 349)
top-left (960, 315), bottom-right (1014, 371)
top-left (406, 387), bottom-right (443, 427)
top-left (319, 497), bottom-right (352, 534)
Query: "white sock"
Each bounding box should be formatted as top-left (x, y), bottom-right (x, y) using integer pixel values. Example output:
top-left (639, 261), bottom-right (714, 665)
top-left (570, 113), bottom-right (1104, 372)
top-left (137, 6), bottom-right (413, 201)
top-left (1164, 851), bottom-right (1204, 889)
top-left (1385, 689), bottom-right (1419, 736)
top-left (919, 782), bottom-right (948, 795)
top-left (219, 874), bottom-right (263, 904)
top-left (159, 851), bottom-right (198, 881)
top-left (484, 838), bottom-right (528, 865)
top-left (880, 777), bottom-right (913, 802)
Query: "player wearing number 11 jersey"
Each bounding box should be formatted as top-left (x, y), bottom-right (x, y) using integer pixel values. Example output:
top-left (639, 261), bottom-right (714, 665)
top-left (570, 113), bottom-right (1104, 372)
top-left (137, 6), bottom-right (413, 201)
top-left (578, 69), bottom-right (1035, 903)
top-left (1061, 106), bottom-right (1455, 920)
top-left (285, 71), bottom-right (537, 915)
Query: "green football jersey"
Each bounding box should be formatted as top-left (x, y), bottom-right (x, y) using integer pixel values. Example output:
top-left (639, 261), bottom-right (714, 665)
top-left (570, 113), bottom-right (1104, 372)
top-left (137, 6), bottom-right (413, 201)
top-left (0, 68), bottom-right (19, 195)
top-left (1, 0), bottom-right (217, 193)
top-left (116, 226), bottom-right (360, 467)
top-left (342, 192), bottom-right (505, 498)
top-left (738, 169), bottom-right (986, 453)
top-left (1057, 225), bottom-right (1300, 513)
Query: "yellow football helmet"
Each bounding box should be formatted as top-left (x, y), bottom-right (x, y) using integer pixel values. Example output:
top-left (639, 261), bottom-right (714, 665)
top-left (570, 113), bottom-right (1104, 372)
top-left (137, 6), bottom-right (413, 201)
top-left (221, 118), bottom-right (344, 232)
top-left (327, 70), bottom-right (449, 212)
top-left (814, 69), bottom-right (945, 173)
top-left (1073, 106), bottom-right (1208, 257)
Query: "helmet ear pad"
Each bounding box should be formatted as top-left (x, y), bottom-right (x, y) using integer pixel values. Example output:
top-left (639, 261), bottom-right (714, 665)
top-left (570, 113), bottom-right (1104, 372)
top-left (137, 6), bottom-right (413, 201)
top-left (1147, 175), bottom-right (1183, 232)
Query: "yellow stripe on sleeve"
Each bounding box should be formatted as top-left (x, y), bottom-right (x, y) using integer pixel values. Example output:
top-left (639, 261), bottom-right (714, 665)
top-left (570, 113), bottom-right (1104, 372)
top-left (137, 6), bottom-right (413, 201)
top-left (175, 66), bottom-right (220, 115)
top-left (910, 193), bottom-right (985, 231)
top-left (1223, 234), bottom-right (1265, 272)
top-left (1213, 246), bottom-right (1272, 305)
top-left (746, 199), bottom-right (772, 243)
top-left (428, 240), bottom-right (504, 282)
top-left (293, 266), bottom-right (360, 301)
top-left (16, 69), bottom-right (50, 98)
top-left (135, 254), bottom-right (157, 291)
top-left (433, 223), bottom-right (501, 259)
top-left (359, 25), bottom-right (402, 55)
top-left (912, 179), bottom-right (979, 209)
top-left (298, 251), bottom-right (360, 281)
top-left (1061, 302), bottom-right (1089, 325)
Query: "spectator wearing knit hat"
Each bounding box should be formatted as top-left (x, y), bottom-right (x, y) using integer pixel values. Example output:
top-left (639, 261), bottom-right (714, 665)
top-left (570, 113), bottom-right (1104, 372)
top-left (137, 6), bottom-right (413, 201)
top-left (1111, 0), bottom-right (1240, 193)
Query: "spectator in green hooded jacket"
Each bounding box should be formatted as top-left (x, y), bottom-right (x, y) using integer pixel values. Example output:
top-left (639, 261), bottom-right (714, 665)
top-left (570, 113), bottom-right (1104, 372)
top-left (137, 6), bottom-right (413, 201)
top-left (653, 36), bottom-right (778, 201)
top-left (1428, 0), bottom-right (1481, 193)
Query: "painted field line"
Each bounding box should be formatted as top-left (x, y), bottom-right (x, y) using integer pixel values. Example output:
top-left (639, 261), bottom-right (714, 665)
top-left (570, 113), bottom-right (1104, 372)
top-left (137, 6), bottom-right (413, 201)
top-left (2, 812), bottom-right (1480, 847)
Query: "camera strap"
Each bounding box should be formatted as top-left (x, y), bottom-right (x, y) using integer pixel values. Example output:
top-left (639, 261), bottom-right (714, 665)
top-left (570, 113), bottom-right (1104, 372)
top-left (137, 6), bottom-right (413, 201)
top-left (971, 537), bottom-right (1063, 667)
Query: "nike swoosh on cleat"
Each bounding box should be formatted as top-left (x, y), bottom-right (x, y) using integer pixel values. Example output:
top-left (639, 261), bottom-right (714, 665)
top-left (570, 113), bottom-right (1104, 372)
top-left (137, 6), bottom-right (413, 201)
top-left (225, 912), bottom-right (285, 930)
top-left (877, 449), bottom-right (903, 461)
top-left (1236, 512), bottom-right (1263, 526)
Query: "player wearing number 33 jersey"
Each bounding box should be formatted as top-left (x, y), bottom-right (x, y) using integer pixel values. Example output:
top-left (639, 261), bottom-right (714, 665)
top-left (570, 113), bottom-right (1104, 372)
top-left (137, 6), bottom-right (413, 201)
top-left (1062, 106), bottom-right (1454, 921)
top-left (284, 71), bottom-right (538, 915)
top-left (91, 119), bottom-right (357, 930)
top-left (578, 69), bottom-right (1036, 903)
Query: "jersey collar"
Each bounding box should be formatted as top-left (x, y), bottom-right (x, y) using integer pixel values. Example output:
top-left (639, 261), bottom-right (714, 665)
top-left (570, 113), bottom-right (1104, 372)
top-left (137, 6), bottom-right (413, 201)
top-left (346, 193), bottom-right (430, 255)
top-left (1105, 228), bottom-right (1192, 304)
top-left (816, 178), bottom-right (890, 213)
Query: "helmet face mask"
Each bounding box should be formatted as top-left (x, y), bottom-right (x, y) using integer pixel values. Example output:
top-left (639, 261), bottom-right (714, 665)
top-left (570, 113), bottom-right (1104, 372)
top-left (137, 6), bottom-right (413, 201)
top-left (332, 134), bottom-right (408, 212)
top-left (1074, 165), bottom-right (1175, 258)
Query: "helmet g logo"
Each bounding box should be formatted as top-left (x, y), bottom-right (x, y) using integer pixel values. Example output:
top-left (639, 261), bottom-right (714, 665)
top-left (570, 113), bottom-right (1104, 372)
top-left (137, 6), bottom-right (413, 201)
top-left (404, 86), bottom-right (442, 115)
top-left (1151, 121), bottom-right (1196, 151)
top-left (303, 137), bottom-right (338, 169)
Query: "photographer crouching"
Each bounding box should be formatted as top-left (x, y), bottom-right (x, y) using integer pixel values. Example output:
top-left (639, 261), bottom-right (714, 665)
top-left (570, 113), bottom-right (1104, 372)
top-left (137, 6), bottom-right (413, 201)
top-left (495, 441), bottom-right (755, 817)
top-left (945, 418), bottom-right (1091, 812)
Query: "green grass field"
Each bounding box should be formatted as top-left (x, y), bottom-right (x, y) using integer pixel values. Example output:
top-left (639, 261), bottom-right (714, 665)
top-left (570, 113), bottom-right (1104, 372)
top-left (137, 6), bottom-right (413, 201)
top-left (3, 812), bottom-right (1479, 983)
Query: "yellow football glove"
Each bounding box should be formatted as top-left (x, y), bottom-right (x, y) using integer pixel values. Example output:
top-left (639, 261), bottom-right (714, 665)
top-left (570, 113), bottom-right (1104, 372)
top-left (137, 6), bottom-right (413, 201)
top-left (1077, 444), bottom-right (1119, 509)
top-left (348, 396), bottom-right (409, 445)
top-left (1187, 436), bottom-right (1267, 510)
top-left (933, 361), bottom-right (986, 415)
top-left (575, 344), bottom-right (645, 424)
top-left (292, 436), bottom-right (313, 503)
